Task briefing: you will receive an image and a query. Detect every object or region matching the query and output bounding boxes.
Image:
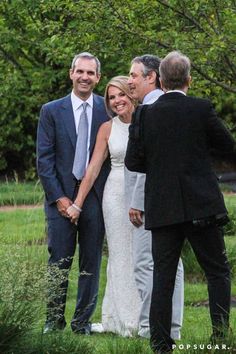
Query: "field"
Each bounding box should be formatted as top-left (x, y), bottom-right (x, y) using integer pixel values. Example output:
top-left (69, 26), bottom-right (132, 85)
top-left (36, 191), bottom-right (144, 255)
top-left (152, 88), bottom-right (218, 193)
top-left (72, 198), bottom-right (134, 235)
top-left (0, 182), bottom-right (235, 353)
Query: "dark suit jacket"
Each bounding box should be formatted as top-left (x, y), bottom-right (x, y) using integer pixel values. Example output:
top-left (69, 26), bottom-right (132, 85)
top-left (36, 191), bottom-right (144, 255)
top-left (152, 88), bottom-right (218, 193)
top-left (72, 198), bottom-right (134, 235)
top-left (125, 92), bottom-right (236, 229)
top-left (37, 93), bottom-right (110, 218)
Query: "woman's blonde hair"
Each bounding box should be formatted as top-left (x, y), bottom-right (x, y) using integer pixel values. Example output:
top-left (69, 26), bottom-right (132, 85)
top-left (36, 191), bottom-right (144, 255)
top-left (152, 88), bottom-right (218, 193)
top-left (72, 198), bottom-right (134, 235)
top-left (104, 75), bottom-right (137, 117)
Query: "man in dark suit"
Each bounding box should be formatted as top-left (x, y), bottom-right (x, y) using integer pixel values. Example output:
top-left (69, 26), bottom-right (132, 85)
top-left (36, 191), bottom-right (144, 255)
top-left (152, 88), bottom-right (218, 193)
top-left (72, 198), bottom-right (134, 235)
top-left (37, 52), bottom-right (110, 335)
top-left (125, 51), bottom-right (234, 353)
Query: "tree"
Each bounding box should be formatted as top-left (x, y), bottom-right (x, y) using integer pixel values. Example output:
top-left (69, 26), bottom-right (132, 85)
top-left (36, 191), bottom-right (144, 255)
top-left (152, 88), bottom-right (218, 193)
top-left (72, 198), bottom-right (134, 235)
top-left (0, 0), bottom-right (235, 177)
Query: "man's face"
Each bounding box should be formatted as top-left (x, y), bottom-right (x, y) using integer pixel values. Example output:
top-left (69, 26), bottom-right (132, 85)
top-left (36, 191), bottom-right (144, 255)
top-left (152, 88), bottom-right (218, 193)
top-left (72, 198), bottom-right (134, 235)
top-left (128, 62), bottom-right (149, 102)
top-left (69, 57), bottom-right (101, 100)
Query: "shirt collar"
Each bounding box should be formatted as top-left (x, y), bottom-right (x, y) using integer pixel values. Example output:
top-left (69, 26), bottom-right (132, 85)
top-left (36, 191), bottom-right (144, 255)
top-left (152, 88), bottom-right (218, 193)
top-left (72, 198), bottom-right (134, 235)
top-left (71, 90), bottom-right (94, 111)
top-left (166, 90), bottom-right (186, 96)
top-left (142, 89), bottom-right (164, 104)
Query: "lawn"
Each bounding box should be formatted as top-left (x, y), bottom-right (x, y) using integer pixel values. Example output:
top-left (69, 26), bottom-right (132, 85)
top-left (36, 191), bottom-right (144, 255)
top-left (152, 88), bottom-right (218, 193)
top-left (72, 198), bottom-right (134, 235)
top-left (0, 183), bottom-right (235, 353)
top-left (0, 180), bottom-right (44, 206)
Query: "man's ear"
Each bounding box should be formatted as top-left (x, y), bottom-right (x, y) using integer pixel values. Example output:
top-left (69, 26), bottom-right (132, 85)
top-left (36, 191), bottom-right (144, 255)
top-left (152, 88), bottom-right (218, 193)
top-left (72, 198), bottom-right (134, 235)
top-left (159, 78), bottom-right (165, 91)
top-left (69, 68), bottom-right (73, 80)
top-left (96, 73), bottom-right (101, 84)
top-left (147, 70), bottom-right (156, 85)
top-left (188, 75), bottom-right (192, 88)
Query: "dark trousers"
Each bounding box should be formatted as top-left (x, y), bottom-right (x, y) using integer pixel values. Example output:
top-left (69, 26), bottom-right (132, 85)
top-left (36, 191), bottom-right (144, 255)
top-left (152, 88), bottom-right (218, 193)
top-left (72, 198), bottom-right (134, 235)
top-left (150, 222), bottom-right (231, 353)
top-left (46, 189), bottom-right (104, 331)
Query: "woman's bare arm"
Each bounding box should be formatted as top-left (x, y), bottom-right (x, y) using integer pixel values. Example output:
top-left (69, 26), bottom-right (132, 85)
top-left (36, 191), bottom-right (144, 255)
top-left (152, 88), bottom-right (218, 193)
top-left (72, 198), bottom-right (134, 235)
top-left (67, 120), bottom-right (112, 222)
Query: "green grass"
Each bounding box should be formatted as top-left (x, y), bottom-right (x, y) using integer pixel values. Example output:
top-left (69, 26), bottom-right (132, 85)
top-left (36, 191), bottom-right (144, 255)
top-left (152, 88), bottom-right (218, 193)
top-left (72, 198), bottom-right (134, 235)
top-left (0, 180), bottom-right (44, 206)
top-left (0, 208), bottom-right (46, 244)
top-left (0, 188), bottom-right (236, 353)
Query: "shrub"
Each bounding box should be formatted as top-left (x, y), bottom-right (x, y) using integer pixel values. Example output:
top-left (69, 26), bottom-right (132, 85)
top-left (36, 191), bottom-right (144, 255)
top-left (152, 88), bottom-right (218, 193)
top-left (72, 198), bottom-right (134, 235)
top-left (0, 250), bottom-right (46, 353)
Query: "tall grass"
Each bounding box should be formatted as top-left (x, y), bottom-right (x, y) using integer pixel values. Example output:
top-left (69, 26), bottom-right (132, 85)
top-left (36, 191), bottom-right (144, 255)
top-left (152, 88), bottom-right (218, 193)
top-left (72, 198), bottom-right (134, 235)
top-left (0, 250), bottom-right (45, 353)
top-left (224, 195), bottom-right (236, 237)
top-left (0, 179), bottom-right (43, 206)
top-left (182, 236), bottom-right (236, 282)
top-left (182, 194), bottom-right (236, 281)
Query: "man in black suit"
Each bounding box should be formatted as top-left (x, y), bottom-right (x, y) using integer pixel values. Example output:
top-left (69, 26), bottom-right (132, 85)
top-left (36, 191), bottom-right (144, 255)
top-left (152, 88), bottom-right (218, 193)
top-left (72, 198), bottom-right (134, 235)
top-left (125, 51), bottom-right (234, 353)
top-left (37, 52), bottom-right (110, 335)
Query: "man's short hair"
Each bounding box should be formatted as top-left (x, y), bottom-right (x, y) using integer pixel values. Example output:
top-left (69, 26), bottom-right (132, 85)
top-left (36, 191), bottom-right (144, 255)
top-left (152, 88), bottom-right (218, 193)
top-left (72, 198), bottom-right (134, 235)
top-left (159, 51), bottom-right (191, 90)
top-left (71, 52), bottom-right (101, 75)
top-left (131, 54), bottom-right (161, 88)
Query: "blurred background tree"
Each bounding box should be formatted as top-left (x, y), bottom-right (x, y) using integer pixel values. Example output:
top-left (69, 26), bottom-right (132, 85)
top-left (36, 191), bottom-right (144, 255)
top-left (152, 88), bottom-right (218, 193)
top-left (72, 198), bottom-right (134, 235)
top-left (0, 0), bottom-right (235, 179)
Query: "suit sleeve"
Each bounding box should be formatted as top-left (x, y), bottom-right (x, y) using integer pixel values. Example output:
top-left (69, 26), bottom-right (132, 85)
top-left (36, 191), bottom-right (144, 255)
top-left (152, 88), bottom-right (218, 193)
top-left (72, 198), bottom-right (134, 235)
top-left (124, 168), bottom-right (145, 212)
top-left (37, 104), bottom-right (65, 204)
top-left (206, 102), bottom-right (236, 164)
top-left (124, 106), bottom-right (146, 173)
top-left (130, 173), bottom-right (146, 211)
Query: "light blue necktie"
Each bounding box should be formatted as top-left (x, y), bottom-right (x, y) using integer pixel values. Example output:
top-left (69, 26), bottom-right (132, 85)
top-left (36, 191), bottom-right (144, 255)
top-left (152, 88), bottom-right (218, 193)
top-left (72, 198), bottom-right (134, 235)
top-left (72, 102), bottom-right (89, 180)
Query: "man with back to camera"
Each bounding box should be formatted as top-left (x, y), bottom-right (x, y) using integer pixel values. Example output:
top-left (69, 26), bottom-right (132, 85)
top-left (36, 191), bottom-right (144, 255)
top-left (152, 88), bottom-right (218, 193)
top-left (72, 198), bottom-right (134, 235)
top-left (125, 51), bottom-right (234, 353)
top-left (37, 52), bottom-right (110, 335)
top-left (125, 54), bottom-right (184, 340)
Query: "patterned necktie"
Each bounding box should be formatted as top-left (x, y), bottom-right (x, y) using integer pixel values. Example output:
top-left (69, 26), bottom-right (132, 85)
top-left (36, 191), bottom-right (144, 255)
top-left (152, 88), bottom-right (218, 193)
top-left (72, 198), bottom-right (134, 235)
top-left (72, 102), bottom-right (89, 180)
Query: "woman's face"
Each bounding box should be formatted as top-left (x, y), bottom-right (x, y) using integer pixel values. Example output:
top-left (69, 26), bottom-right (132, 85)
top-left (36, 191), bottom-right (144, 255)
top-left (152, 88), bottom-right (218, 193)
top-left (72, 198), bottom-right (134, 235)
top-left (108, 85), bottom-right (134, 118)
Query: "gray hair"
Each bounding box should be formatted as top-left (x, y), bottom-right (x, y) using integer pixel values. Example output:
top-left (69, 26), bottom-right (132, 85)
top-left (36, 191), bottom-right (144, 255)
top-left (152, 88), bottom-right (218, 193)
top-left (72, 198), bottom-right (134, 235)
top-left (131, 54), bottom-right (161, 88)
top-left (71, 52), bottom-right (101, 75)
top-left (159, 51), bottom-right (191, 90)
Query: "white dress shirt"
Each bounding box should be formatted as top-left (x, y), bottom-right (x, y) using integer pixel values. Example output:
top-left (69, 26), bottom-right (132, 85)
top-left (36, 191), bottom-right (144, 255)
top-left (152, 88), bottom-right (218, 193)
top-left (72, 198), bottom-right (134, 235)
top-left (71, 90), bottom-right (93, 168)
top-left (143, 88), bottom-right (164, 104)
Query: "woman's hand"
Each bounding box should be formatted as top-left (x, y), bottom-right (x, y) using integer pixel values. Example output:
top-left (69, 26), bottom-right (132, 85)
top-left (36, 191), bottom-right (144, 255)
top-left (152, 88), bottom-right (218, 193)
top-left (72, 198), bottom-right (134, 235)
top-left (129, 208), bottom-right (143, 227)
top-left (67, 204), bottom-right (81, 224)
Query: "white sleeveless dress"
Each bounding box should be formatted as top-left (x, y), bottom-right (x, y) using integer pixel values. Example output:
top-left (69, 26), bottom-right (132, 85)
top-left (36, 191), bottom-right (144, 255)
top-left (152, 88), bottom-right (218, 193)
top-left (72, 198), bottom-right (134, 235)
top-left (101, 116), bottom-right (141, 336)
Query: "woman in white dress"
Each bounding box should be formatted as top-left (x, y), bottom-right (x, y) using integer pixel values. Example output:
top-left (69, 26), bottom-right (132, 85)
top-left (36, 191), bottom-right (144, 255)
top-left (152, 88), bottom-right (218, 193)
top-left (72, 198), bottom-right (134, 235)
top-left (67, 76), bottom-right (141, 336)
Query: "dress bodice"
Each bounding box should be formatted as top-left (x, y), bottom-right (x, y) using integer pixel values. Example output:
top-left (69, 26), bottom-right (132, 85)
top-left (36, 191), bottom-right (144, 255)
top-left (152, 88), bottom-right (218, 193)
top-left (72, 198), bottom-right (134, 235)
top-left (108, 116), bottom-right (130, 170)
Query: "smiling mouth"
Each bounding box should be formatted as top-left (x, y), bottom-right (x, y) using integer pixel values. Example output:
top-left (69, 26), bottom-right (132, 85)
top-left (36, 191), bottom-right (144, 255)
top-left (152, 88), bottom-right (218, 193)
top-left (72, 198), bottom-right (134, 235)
top-left (78, 81), bottom-right (90, 86)
top-left (115, 104), bottom-right (125, 110)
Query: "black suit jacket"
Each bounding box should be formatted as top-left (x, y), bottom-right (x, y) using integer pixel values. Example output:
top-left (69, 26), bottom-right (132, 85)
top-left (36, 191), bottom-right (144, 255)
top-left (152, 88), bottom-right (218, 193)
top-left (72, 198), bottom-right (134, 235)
top-left (125, 92), bottom-right (236, 229)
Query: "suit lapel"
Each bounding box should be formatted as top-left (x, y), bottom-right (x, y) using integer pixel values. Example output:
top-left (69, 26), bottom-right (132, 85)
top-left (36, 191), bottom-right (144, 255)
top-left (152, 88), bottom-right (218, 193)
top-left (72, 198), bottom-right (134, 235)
top-left (61, 94), bottom-right (77, 149)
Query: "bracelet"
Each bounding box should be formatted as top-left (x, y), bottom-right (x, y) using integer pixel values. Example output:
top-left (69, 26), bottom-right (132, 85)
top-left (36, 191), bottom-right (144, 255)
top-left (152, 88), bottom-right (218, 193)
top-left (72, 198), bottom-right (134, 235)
top-left (72, 203), bottom-right (82, 212)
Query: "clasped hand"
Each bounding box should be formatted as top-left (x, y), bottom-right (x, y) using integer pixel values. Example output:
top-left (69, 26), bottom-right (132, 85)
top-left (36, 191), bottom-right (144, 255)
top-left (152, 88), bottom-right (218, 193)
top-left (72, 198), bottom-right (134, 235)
top-left (67, 205), bottom-right (80, 224)
top-left (56, 197), bottom-right (80, 224)
top-left (129, 208), bottom-right (143, 227)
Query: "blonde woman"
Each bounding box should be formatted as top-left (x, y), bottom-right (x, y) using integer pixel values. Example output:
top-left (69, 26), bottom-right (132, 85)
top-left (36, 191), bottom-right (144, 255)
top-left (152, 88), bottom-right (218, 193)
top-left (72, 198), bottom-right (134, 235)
top-left (67, 76), bottom-right (141, 336)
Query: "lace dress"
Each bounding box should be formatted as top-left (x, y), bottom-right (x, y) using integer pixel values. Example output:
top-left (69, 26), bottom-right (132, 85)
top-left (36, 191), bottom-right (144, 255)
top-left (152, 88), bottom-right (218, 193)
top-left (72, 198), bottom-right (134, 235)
top-left (102, 116), bottom-right (141, 336)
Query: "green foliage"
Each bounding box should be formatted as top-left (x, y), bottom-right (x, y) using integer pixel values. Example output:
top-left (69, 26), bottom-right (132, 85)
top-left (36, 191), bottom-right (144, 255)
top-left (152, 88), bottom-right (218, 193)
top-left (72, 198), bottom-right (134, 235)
top-left (224, 195), bottom-right (236, 237)
top-left (0, 250), bottom-right (46, 353)
top-left (0, 0), bottom-right (235, 176)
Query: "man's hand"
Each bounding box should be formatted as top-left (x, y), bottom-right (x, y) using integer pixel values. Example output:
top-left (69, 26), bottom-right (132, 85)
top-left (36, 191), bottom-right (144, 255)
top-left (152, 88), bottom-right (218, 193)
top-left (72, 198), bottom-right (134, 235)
top-left (56, 197), bottom-right (72, 218)
top-left (129, 208), bottom-right (143, 227)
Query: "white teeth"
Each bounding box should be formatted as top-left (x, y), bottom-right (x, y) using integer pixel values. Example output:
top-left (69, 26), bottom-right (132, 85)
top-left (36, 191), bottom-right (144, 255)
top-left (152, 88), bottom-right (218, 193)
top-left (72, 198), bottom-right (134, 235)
top-left (116, 104), bottom-right (125, 109)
